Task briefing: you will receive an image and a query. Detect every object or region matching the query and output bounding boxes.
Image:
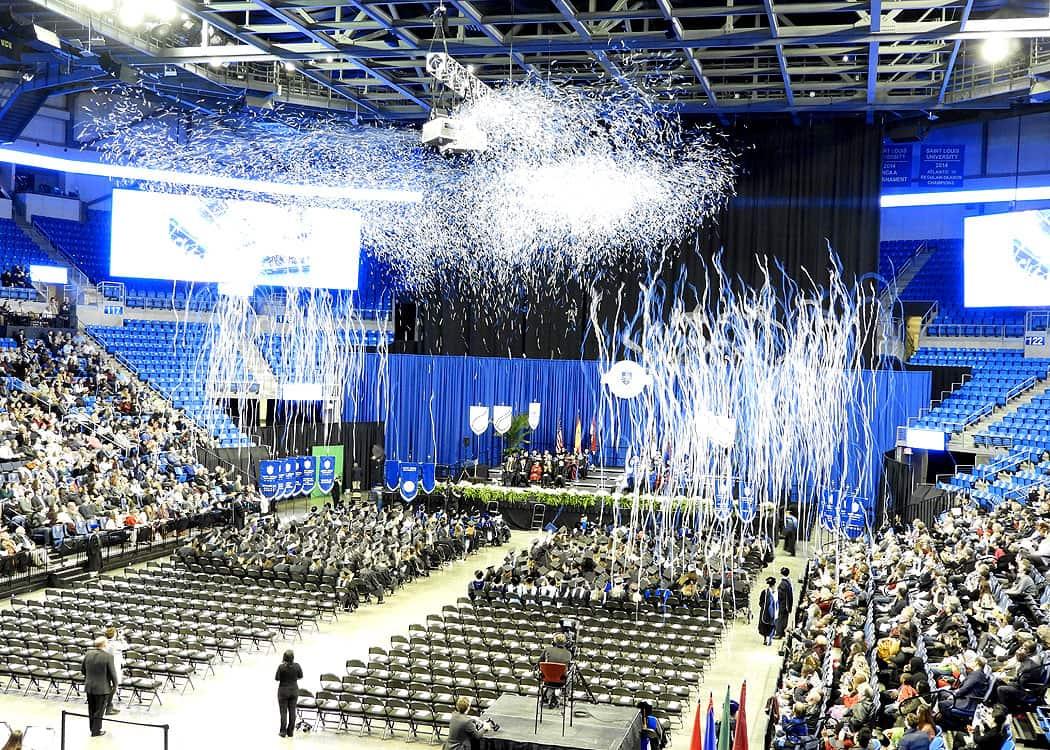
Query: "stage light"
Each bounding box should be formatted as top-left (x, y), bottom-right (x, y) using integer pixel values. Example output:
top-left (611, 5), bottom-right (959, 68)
top-left (283, 62), bottom-right (295, 72)
top-left (0, 146), bottom-right (423, 203)
top-left (980, 37), bottom-right (1012, 63)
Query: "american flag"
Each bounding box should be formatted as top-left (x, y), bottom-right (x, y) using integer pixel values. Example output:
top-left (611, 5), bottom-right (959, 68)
top-left (555, 414), bottom-right (564, 452)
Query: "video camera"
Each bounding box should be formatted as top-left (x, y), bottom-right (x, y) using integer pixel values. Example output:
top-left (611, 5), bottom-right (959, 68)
top-left (559, 617), bottom-right (579, 652)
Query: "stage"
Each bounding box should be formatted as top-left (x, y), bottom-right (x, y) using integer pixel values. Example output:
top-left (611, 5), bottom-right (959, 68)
top-left (480, 694), bottom-right (641, 750)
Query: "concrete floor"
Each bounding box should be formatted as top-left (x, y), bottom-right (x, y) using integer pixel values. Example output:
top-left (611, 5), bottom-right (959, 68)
top-left (0, 519), bottom-right (805, 750)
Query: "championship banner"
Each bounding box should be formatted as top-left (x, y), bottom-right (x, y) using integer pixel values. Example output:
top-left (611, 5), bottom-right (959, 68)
top-left (469, 405), bottom-right (490, 436)
top-left (317, 455), bottom-right (336, 494)
top-left (384, 460), bottom-right (401, 491)
top-left (300, 455), bottom-right (316, 496)
top-left (420, 462), bottom-right (437, 494)
top-left (259, 460), bottom-right (279, 499)
top-left (492, 405), bottom-right (513, 435)
top-left (737, 481), bottom-right (756, 522)
top-left (528, 402), bottom-right (541, 430)
top-left (399, 462), bottom-right (421, 502)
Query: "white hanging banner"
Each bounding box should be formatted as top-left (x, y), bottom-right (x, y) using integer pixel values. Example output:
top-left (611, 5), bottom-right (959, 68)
top-left (528, 402), bottom-right (541, 430)
top-left (601, 360), bottom-right (652, 399)
top-left (492, 405), bottom-right (513, 435)
top-left (469, 405), bottom-right (490, 436)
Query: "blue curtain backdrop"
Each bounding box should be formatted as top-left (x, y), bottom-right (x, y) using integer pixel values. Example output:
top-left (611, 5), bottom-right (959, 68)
top-left (345, 355), bottom-right (930, 503)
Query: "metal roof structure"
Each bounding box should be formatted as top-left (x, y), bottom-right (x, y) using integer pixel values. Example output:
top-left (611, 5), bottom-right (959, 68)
top-left (10, 0), bottom-right (1050, 120)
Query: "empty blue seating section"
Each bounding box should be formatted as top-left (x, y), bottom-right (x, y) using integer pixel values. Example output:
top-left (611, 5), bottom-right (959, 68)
top-left (908, 347), bottom-right (1050, 432)
top-left (898, 238), bottom-right (1037, 337)
top-left (34, 212), bottom-right (111, 283)
top-left (877, 240), bottom-right (921, 284)
top-left (87, 320), bottom-right (253, 448)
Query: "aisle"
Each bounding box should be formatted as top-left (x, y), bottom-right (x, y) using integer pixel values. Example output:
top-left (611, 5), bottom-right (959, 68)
top-left (681, 551), bottom-right (808, 750)
top-left (0, 532), bottom-right (513, 750)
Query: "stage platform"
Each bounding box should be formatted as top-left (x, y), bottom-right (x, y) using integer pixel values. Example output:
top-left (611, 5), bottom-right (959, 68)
top-left (480, 694), bottom-right (641, 750)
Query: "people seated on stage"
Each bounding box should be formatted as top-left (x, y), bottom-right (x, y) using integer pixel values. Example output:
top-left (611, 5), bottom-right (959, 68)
top-left (500, 447), bottom-right (594, 488)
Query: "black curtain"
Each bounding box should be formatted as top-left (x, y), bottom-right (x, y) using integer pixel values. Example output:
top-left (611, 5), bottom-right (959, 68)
top-left (905, 364), bottom-right (971, 403)
top-left (245, 421), bottom-right (385, 491)
top-left (414, 118), bottom-right (883, 358)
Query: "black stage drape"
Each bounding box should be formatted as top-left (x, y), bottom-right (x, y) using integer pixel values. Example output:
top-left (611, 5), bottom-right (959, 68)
top-left (413, 118), bottom-right (883, 358)
top-left (246, 421), bottom-right (384, 491)
top-left (905, 364), bottom-right (971, 403)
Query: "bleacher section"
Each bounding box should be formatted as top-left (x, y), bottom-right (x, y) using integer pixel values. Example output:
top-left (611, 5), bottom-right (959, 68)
top-left (258, 330), bottom-right (393, 379)
top-left (897, 238), bottom-right (1036, 337)
top-left (907, 347), bottom-right (1050, 432)
top-left (0, 218), bottom-right (48, 301)
top-left (33, 212), bottom-right (109, 283)
top-left (937, 448), bottom-right (1047, 508)
top-left (976, 392), bottom-right (1050, 450)
top-left (878, 239), bottom-right (922, 284)
top-left (88, 320), bottom-right (253, 448)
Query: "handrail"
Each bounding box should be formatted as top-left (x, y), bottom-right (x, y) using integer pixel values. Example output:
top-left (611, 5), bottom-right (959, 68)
top-left (963, 402), bottom-right (996, 429)
top-left (1007, 376), bottom-right (1038, 402)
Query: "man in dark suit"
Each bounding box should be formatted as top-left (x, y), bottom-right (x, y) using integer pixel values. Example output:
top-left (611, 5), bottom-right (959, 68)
top-left (446, 696), bottom-right (490, 750)
top-left (775, 567), bottom-right (794, 639)
top-left (84, 530), bottom-right (103, 574)
top-left (82, 637), bottom-right (117, 737)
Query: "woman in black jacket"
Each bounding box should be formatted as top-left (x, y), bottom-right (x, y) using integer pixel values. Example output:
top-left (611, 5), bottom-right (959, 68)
top-left (275, 650), bottom-right (303, 737)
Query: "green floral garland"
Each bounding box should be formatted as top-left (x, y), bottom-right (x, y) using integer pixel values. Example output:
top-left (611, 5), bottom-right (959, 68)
top-left (439, 483), bottom-right (708, 511)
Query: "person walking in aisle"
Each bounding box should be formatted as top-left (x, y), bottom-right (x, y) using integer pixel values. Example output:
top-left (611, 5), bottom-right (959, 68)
top-left (104, 625), bottom-right (125, 714)
top-left (775, 567), bottom-right (794, 639)
top-left (81, 637), bottom-right (117, 737)
top-left (758, 576), bottom-right (780, 646)
top-left (275, 649), bottom-right (303, 737)
top-left (783, 509), bottom-right (798, 555)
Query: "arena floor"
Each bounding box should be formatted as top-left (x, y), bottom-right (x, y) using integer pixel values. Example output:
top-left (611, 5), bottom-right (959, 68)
top-left (0, 515), bottom-right (807, 750)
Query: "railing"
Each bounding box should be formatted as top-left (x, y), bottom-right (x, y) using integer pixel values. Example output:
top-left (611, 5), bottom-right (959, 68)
top-left (918, 300), bottom-right (939, 339)
top-left (1007, 376), bottom-right (1038, 402)
top-left (962, 401), bottom-right (997, 430)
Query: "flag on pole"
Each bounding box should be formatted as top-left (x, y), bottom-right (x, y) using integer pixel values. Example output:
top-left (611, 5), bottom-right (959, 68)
top-left (717, 686), bottom-right (732, 750)
top-left (589, 415), bottom-right (597, 453)
top-left (573, 413), bottom-right (582, 453)
top-left (555, 414), bottom-right (564, 453)
top-left (733, 682), bottom-right (748, 750)
top-left (688, 698), bottom-right (703, 750)
top-left (703, 693), bottom-right (716, 750)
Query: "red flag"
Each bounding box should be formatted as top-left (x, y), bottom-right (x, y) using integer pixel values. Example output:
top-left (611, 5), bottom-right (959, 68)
top-left (589, 416), bottom-right (597, 453)
top-left (733, 682), bottom-right (748, 750)
top-left (688, 696), bottom-right (703, 750)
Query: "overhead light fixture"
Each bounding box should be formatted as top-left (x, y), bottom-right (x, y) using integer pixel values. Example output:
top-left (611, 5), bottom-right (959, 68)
top-left (283, 62), bottom-right (295, 72)
top-left (0, 146), bottom-right (423, 203)
top-left (980, 37), bottom-right (1012, 63)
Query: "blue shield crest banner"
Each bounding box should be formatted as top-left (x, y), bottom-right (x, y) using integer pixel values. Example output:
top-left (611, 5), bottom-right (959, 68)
top-left (737, 482), bottom-right (755, 522)
top-left (317, 455), bottom-right (336, 494)
top-left (281, 459), bottom-right (296, 499)
top-left (420, 463), bottom-right (437, 494)
top-left (300, 456), bottom-right (316, 495)
top-left (399, 462), bottom-right (421, 502)
top-left (841, 496), bottom-right (867, 540)
top-left (259, 460), bottom-right (279, 499)
top-left (819, 489), bottom-right (839, 531)
top-left (290, 458), bottom-right (303, 497)
top-left (713, 480), bottom-right (732, 521)
top-left (384, 460), bottom-right (401, 491)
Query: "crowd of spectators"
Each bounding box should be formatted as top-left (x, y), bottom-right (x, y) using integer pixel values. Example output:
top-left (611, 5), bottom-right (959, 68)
top-left (466, 519), bottom-right (770, 612)
top-left (178, 501), bottom-right (510, 610)
top-left (771, 494), bottom-right (1050, 750)
top-left (0, 330), bottom-right (258, 568)
top-left (0, 265), bottom-right (32, 289)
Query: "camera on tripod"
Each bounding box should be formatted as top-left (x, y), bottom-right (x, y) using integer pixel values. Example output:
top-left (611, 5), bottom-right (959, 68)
top-left (559, 618), bottom-right (579, 652)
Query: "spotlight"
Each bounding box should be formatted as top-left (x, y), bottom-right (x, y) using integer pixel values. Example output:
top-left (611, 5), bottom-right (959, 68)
top-left (283, 62), bottom-right (295, 72)
top-left (808, 90), bottom-right (815, 97)
top-left (981, 37), bottom-right (1012, 64)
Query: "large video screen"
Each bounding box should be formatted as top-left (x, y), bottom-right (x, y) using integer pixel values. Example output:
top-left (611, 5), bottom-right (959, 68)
top-left (110, 189), bottom-right (361, 290)
top-left (965, 209), bottom-right (1050, 308)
